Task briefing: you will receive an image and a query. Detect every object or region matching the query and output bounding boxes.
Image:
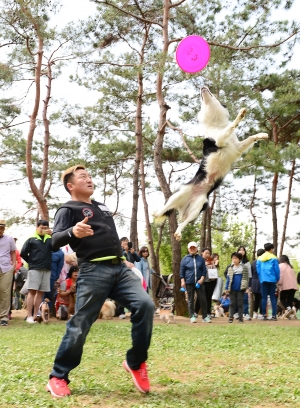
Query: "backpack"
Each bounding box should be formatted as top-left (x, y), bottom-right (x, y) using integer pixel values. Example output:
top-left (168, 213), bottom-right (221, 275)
top-left (297, 272), bottom-right (300, 285)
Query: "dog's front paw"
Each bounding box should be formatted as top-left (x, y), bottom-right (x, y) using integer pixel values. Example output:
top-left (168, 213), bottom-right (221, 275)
top-left (256, 133), bottom-right (269, 140)
top-left (174, 232), bottom-right (181, 241)
top-left (238, 108), bottom-right (247, 119)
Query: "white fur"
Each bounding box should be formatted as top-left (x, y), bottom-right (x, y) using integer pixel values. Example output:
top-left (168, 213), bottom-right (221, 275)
top-left (154, 86), bottom-right (268, 240)
top-left (214, 304), bottom-right (225, 318)
top-left (99, 300), bottom-right (116, 320)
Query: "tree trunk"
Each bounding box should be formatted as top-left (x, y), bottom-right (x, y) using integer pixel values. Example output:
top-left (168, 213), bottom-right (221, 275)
top-left (168, 211), bottom-right (186, 313)
top-left (249, 175), bottom-right (258, 261)
top-left (130, 141), bottom-right (140, 249)
top-left (269, 119), bottom-right (279, 255)
top-left (205, 203), bottom-right (212, 249)
top-left (153, 0), bottom-right (186, 315)
top-left (133, 25), bottom-right (161, 299)
top-left (279, 159), bottom-right (296, 257)
top-left (271, 172), bottom-right (279, 255)
top-left (25, 35), bottom-right (49, 221)
top-left (200, 210), bottom-right (207, 250)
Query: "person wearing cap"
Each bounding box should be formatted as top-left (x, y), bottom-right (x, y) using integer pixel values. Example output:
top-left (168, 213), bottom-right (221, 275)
top-left (46, 165), bottom-right (154, 398)
top-left (180, 241), bottom-right (210, 323)
top-left (0, 220), bottom-right (16, 326)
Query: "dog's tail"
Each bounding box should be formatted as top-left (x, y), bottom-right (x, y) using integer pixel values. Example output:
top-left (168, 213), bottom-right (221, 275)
top-left (153, 210), bottom-right (172, 225)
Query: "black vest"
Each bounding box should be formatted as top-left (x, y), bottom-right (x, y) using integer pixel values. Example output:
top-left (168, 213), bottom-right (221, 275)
top-left (58, 200), bottom-right (123, 264)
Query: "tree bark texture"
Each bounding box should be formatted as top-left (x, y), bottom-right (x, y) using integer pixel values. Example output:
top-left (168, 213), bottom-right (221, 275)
top-left (25, 35), bottom-right (49, 221)
top-left (200, 210), bottom-right (207, 251)
top-left (269, 119), bottom-right (279, 255)
top-left (249, 175), bottom-right (258, 261)
top-left (279, 159), bottom-right (296, 257)
top-left (205, 203), bottom-right (212, 250)
top-left (153, 0), bottom-right (186, 315)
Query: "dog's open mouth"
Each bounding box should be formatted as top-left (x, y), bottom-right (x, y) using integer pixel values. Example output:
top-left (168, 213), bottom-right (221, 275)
top-left (201, 86), bottom-right (213, 99)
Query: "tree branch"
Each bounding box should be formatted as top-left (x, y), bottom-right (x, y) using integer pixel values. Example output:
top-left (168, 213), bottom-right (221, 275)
top-left (0, 120), bottom-right (30, 130)
top-left (0, 177), bottom-right (26, 184)
top-left (166, 120), bottom-right (200, 164)
top-left (93, 0), bottom-right (163, 27)
top-left (78, 61), bottom-right (135, 67)
top-left (208, 30), bottom-right (299, 51)
top-left (169, 0), bottom-right (187, 9)
top-left (278, 112), bottom-right (300, 135)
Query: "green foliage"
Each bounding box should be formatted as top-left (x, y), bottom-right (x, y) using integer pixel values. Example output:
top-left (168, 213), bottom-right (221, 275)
top-left (1, 314), bottom-right (300, 407)
top-left (213, 216), bottom-right (255, 271)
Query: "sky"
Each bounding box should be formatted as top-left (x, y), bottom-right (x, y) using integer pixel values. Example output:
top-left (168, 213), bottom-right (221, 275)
top-left (1, 0), bottom-right (300, 255)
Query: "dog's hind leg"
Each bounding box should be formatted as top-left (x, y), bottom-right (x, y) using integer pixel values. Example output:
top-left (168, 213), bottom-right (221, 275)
top-left (174, 195), bottom-right (207, 241)
top-left (154, 185), bottom-right (192, 223)
top-left (237, 133), bottom-right (268, 154)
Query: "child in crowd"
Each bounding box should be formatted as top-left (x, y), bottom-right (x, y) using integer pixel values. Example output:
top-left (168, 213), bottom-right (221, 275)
top-left (225, 252), bottom-right (249, 323)
top-left (219, 292), bottom-right (230, 313)
top-left (55, 265), bottom-right (79, 319)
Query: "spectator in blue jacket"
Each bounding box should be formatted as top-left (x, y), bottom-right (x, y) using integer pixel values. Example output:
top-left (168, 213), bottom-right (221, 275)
top-left (44, 249), bottom-right (65, 316)
top-left (256, 242), bottom-right (280, 321)
top-left (219, 292), bottom-right (230, 313)
top-left (180, 242), bottom-right (210, 323)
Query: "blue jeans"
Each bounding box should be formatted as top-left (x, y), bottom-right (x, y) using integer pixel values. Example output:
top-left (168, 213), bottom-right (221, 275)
top-left (261, 282), bottom-right (277, 317)
top-left (50, 262), bottom-right (154, 381)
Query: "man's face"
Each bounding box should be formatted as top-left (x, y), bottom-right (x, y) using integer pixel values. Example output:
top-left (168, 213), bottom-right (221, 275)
top-left (0, 226), bottom-right (5, 238)
top-left (188, 246), bottom-right (198, 255)
top-left (67, 169), bottom-right (94, 197)
top-left (36, 224), bottom-right (49, 235)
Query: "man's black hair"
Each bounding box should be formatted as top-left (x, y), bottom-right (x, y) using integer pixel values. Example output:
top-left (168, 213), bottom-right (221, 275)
top-left (120, 237), bottom-right (128, 242)
top-left (264, 242), bottom-right (274, 251)
top-left (257, 248), bottom-right (265, 257)
top-left (37, 220), bottom-right (49, 227)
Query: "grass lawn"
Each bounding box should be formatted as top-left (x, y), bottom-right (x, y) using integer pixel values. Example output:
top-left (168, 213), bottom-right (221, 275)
top-left (1, 312), bottom-right (300, 408)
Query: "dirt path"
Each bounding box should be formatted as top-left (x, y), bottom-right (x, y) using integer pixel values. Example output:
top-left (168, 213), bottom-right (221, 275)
top-left (12, 309), bottom-right (300, 327)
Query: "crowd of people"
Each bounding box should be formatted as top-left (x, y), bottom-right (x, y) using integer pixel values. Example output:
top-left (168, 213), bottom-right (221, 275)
top-left (180, 241), bottom-right (299, 323)
top-left (0, 165), bottom-right (299, 398)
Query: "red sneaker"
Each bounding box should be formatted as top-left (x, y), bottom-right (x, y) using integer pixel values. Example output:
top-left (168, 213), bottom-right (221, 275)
top-left (46, 377), bottom-right (71, 398)
top-left (123, 360), bottom-right (150, 393)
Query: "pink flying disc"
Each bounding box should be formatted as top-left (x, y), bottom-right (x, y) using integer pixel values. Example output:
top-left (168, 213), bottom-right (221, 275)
top-left (176, 35), bottom-right (210, 73)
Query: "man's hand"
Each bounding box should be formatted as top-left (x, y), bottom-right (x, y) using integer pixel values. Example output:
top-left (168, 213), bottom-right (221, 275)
top-left (124, 260), bottom-right (134, 269)
top-left (72, 217), bottom-right (94, 239)
top-left (130, 248), bottom-right (135, 254)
